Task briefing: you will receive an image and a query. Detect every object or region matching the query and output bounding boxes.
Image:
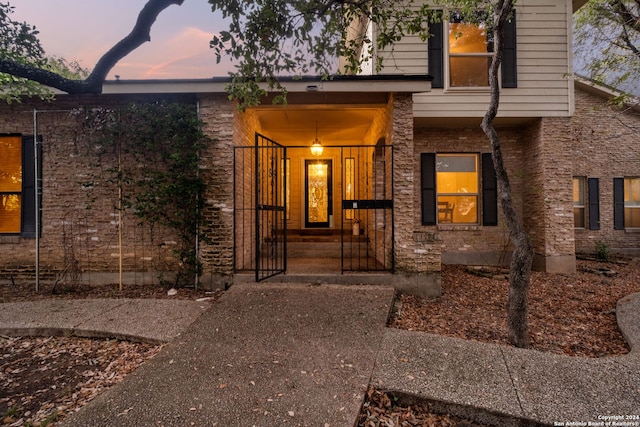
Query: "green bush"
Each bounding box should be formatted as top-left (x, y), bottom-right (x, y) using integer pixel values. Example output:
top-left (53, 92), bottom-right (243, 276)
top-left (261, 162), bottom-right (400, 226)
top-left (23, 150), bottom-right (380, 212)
top-left (595, 240), bottom-right (610, 261)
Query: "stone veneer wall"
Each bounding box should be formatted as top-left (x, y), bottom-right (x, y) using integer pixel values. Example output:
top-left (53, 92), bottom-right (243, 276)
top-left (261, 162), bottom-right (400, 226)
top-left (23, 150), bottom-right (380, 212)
top-left (232, 108), bottom-right (262, 272)
top-left (526, 117), bottom-right (576, 273)
top-left (361, 98), bottom-right (393, 269)
top-left (0, 95), bottom-right (192, 285)
top-left (571, 88), bottom-right (640, 255)
top-left (391, 94), bottom-right (441, 296)
top-left (197, 94), bottom-right (238, 289)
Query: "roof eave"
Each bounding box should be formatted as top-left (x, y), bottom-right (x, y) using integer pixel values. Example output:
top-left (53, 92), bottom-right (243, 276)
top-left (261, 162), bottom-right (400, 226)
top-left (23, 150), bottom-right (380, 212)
top-left (573, 0), bottom-right (588, 12)
top-left (100, 75), bottom-right (432, 95)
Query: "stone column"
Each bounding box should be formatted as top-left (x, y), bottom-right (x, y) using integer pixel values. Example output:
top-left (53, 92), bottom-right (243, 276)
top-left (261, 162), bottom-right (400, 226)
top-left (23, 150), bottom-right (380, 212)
top-left (391, 94), bottom-right (441, 296)
top-left (197, 95), bottom-right (236, 289)
top-left (524, 117), bottom-right (576, 273)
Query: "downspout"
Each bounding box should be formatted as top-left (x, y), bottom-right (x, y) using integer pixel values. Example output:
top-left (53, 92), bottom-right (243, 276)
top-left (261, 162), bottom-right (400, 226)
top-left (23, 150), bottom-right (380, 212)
top-left (33, 110), bottom-right (40, 293)
top-left (195, 100), bottom-right (200, 289)
top-left (118, 137), bottom-right (123, 291)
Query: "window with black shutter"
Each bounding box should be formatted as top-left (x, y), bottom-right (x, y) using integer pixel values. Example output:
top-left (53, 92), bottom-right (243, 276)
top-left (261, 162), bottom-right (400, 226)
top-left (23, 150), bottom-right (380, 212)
top-left (613, 177), bottom-right (625, 230)
top-left (587, 178), bottom-right (600, 230)
top-left (428, 10), bottom-right (517, 89)
top-left (421, 153), bottom-right (436, 225)
top-left (421, 153), bottom-right (497, 226)
top-left (482, 153), bottom-right (498, 226)
top-left (0, 134), bottom-right (41, 237)
top-left (618, 177), bottom-right (640, 229)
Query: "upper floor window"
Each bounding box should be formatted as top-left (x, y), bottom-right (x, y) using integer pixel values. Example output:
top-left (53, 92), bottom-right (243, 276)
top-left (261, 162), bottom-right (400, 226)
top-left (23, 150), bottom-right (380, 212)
top-left (0, 135), bottom-right (22, 234)
top-left (428, 10), bottom-right (517, 89)
top-left (448, 14), bottom-right (493, 88)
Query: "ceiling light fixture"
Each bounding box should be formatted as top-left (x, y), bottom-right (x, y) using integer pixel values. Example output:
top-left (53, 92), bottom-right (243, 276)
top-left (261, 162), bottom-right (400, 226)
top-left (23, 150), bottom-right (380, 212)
top-left (310, 122), bottom-right (323, 156)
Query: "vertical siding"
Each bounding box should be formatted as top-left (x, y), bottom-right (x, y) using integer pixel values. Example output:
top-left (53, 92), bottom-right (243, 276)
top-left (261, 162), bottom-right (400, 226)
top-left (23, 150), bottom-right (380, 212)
top-left (374, 0), bottom-right (573, 118)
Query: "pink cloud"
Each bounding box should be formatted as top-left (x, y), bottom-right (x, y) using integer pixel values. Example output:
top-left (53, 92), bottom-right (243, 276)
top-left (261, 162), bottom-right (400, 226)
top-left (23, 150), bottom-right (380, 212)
top-left (110, 27), bottom-right (235, 79)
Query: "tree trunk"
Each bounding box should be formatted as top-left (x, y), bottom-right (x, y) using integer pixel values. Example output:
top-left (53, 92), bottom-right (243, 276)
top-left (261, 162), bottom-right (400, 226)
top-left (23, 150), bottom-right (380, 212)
top-left (480, 0), bottom-right (533, 348)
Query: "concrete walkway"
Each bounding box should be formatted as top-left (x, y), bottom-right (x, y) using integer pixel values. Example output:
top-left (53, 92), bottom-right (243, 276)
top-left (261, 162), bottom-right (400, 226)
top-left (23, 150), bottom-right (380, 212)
top-left (1, 285), bottom-right (639, 427)
top-left (0, 298), bottom-right (211, 343)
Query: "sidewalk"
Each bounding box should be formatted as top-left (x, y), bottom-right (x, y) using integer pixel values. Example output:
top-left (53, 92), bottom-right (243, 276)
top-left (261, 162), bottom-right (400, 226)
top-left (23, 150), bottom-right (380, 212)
top-left (0, 298), bottom-right (211, 343)
top-left (372, 292), bottom-right (640, 426)
top-left (0, 285), bottom-right (638, 426)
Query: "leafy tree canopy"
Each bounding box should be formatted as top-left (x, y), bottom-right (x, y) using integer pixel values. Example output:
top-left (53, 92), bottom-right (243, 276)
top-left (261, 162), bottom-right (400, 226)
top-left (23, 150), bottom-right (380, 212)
top-left (0, 2), bottom-right (89, 103)
top-left (574, 0), bottom-right (640, 95)
top-left (1, 0), bottom-right (496, 105)
top-left (208, 0), bottom-right (498, 106)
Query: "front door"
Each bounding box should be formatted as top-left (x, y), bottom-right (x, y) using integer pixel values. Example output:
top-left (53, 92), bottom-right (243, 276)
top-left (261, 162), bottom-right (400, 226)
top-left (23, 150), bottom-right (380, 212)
top-left (305, 159), bottom-right (332, 228)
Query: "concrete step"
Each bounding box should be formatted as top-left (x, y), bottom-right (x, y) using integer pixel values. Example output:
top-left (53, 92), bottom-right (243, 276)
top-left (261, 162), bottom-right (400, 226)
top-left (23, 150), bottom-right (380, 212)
top-left (287, 241), bottom-right (370, 258)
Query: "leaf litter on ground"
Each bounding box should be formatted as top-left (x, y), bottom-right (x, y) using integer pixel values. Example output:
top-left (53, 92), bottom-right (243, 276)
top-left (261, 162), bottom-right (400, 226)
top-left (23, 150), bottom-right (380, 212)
top-left (2, 258), bottom-right (639, 426)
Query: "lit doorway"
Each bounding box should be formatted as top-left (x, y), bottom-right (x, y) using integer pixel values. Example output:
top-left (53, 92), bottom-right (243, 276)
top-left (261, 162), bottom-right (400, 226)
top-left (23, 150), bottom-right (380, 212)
top-left (304, 159), bottom-right (332, 228)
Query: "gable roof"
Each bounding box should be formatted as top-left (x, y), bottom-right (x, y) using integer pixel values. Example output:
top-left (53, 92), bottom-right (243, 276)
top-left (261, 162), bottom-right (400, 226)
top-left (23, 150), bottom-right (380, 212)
top-left (575, 75), bottom-right (640, 112)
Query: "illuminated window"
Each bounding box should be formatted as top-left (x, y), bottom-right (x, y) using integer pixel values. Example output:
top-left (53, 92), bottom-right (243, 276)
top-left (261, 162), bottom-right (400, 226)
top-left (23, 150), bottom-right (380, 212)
top-left (436, 154), bottom-right (478, 224)
top-left (0, 135), bottom-right (23, 234)
top-left (448, 14), bottom-right (493, 87)
top-left (428, 11), bottom-right (516, 89)
top-left (573, 177), bottom-right (586, 228)
top-left (624, 177), bottom-right (640, 228)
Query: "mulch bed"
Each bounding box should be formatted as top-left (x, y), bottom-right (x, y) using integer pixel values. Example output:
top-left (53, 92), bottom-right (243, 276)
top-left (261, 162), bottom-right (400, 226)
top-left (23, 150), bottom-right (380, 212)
top-left (1, 258), bottom-right (639, 426)
top-left (1, 336), bottom-right (162, 427)
top-left (392, 258), bottom-right (640, 357)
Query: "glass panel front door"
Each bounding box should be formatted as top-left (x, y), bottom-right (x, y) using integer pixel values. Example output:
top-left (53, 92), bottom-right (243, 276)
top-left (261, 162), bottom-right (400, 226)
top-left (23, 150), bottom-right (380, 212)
top-left (305, 159), bottom-right (332, 228)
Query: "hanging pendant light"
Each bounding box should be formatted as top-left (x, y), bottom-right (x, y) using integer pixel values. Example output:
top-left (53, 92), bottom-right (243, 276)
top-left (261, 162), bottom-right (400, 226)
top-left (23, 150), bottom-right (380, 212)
top-left (310, 122), bottom-right (323, 156)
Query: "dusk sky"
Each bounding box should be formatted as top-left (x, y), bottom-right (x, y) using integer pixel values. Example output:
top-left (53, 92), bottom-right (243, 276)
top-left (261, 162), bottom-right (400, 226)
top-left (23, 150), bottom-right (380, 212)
top-left (12, 0), bottom-right (236, 79)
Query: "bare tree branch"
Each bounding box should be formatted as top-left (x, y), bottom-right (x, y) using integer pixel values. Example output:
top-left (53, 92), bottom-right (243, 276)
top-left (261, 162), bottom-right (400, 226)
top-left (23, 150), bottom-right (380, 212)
top-left (0, 0), bottom-right (184, 94)
top-left (612, 0), bottom-right (640, 33)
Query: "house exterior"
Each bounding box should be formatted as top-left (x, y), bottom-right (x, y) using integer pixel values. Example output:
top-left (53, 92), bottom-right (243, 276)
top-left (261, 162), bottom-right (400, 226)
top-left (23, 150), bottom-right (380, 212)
top-left (571, 78), bottom-right (640, 255)
top-left (3, 0), bottom-right (635, 296)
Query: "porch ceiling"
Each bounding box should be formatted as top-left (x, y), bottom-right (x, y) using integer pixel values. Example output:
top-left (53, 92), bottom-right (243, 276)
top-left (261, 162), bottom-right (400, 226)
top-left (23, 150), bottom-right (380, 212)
top-left (254, 106), bottom-right (383, 147)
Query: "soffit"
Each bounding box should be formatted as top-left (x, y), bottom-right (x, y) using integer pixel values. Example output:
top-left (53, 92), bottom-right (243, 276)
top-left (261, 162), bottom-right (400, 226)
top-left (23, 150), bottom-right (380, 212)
top-left (573, 0), bottom-right (588, 12)
top-left (254, 106), bottom-right (381, 147)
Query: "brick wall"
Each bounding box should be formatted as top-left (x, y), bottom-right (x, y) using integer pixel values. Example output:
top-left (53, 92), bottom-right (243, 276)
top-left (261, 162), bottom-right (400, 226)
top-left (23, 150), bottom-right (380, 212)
top-left (197, 94), bottom-right (237, 288)
top-left (533, 117), bottom-right (576, 272)
top-left (414, 118), bottom-right (576, 273)
top-left (572, 87), bottom-right (640, 255)
top-left (392, 94), bottom-right (442, 296)
top-left (6, 85), bottom-right (630, 289)
top-left (414, 125), bottom-right (521, 266)
top-left (1, 95), bottom-right (194, 285)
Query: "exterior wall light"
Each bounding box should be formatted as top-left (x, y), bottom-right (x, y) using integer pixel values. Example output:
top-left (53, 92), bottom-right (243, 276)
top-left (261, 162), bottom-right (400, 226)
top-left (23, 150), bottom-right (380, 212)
top-left (310, 122), bottom-right (323, 156)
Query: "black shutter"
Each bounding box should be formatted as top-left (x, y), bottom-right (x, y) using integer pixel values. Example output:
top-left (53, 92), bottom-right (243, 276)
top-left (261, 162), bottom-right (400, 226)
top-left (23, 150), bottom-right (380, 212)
top-left (21, 136), bottom-right (42, 238)
top-left (501, 14), bottom-right (517, 88)
top-left (421, 153), bottom-right (437, 225)
top-left (482, 153), bottom-right (498, 226)
top-left (588, 178), bottom-right (600, 230)
top-left (428, 19), bottom-right (444, 89)
top-left (613, 177), bottom-right (625, 230)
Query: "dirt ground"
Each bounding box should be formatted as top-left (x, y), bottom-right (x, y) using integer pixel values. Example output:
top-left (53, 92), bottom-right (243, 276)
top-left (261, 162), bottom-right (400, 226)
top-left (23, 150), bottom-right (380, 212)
top-left (2, 258), bottom-right (639, 426)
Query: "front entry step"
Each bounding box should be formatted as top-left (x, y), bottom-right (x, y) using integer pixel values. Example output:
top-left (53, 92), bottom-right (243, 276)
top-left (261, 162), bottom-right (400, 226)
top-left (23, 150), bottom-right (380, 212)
top-left (287, 241), bottom-right (369, 258)
top-left (286, 229), bottom-right (369, 259)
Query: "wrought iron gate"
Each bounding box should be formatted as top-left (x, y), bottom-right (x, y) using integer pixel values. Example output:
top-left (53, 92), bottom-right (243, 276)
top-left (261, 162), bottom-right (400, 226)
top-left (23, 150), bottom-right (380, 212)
top-left (233, 133), bottom-right (287, 281)
top-left (341, 144), bottom-right (393, 272)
